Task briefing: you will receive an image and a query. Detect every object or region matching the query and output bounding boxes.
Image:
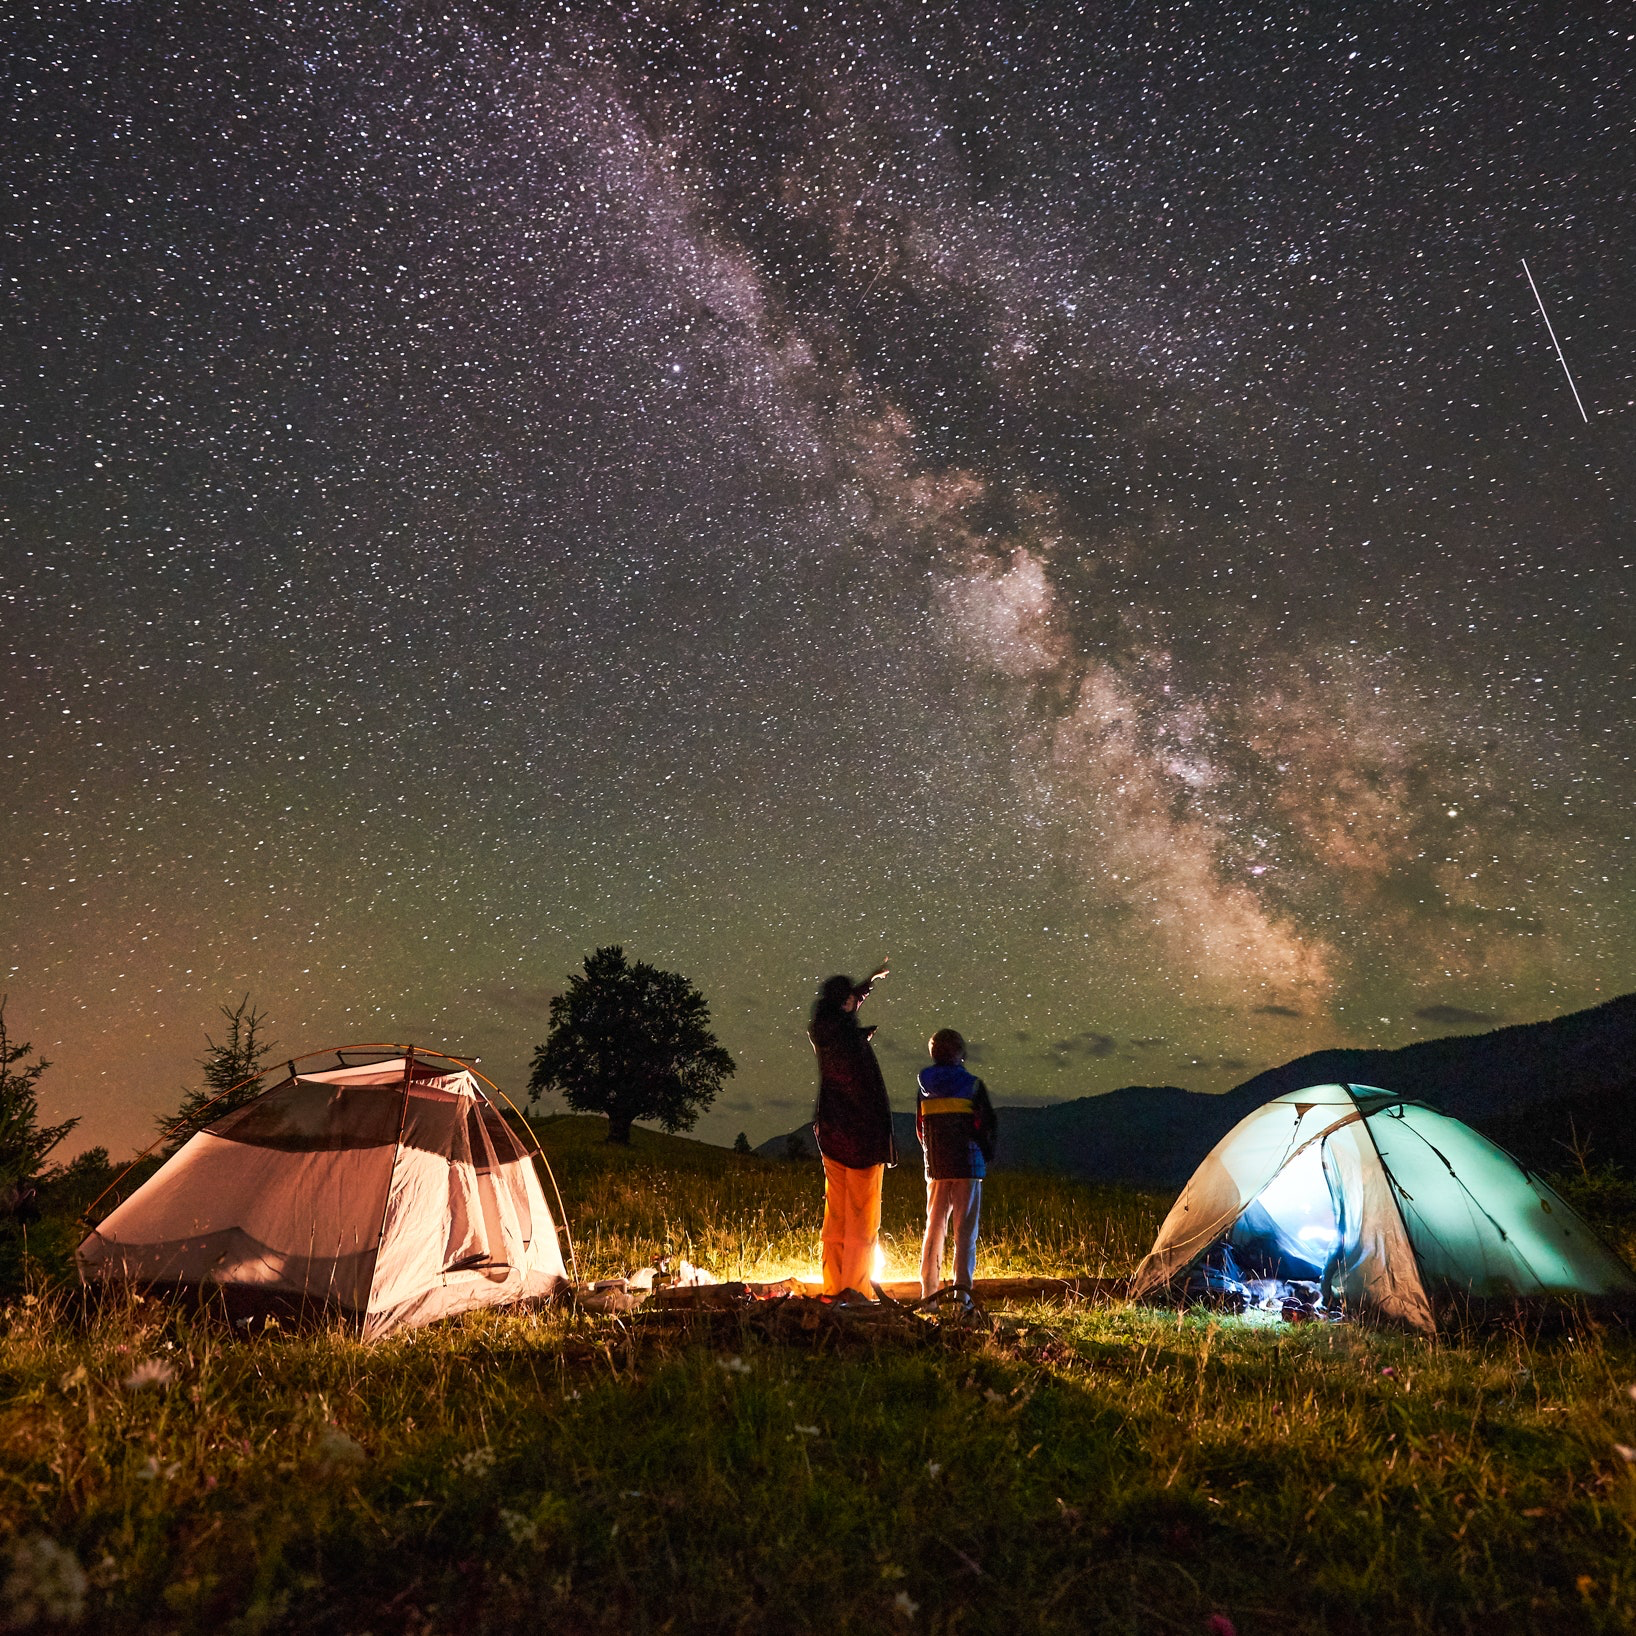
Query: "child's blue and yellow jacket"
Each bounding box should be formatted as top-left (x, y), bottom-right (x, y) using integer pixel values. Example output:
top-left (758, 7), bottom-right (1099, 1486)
top-left (915, 1063), bottom-right (999, 1180)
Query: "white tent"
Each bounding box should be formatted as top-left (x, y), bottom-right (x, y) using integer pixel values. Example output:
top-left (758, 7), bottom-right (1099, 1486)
top-left (78, 1055), bottom-right (568, 1338)
top-left (1133, 1083), bottom-right (1636, 1331)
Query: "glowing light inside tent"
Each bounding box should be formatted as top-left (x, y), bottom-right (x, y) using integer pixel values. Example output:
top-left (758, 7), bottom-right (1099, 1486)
top-left (1253, 1138), bottom-right (1340, 1263)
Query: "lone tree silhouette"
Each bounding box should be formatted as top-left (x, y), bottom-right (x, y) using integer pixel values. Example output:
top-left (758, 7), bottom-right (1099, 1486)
top-left (158, 996), bottom-right (275, 1153)
top-left (527, 946), bottom-right (734, 1145)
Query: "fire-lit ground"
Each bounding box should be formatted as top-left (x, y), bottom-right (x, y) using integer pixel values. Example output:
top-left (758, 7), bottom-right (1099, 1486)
top-left (542, 1118), bottom-right (1161, 1291)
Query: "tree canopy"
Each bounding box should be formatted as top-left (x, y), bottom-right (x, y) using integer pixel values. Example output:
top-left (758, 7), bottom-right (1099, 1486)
top-left (527, 947), bottom-right (735, 1145)
top-left (158, 997), bottom-right (276, 1153)
top-left (0, 998), bottom-right (78, 1212)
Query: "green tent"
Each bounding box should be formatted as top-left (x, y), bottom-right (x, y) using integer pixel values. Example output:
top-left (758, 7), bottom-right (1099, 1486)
top-left (1133, 1083), bottom-right (1636, 1331)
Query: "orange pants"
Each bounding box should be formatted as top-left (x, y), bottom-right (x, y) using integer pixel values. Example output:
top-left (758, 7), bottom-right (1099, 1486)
top-left (821, 1158), bottom-right (883, 1297)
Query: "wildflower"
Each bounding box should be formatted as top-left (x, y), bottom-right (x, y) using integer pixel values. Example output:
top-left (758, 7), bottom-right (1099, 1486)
top-left (2, 1536), bottom-right (87, 1628)
top-left (456, 1446), bottom-right (497, 1476)
top-left (893, 1589), bottom-right (919, 1619)
top-left (87, 1555), bottom-right (121, 1590)
top-left (1207, 1617), bottom-right (1238, 1636)
top-left (313, 1426), bottom-right (366, 1471)
top-left (122, 1358), bottom-right (176, 1392)
top-left (499, 1508), bottom-right (537, 1546)
top-left (717, 1355), bottom-right (751, 1375)
top-left (926, 1461), bottom-right (942, 1478)
top-left (1379, 1366), bottom-right (1395, 1378)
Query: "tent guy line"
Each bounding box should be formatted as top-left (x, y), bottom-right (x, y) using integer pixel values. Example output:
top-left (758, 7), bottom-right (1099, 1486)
top-left (1521, 256), bottom-right (1590, 423)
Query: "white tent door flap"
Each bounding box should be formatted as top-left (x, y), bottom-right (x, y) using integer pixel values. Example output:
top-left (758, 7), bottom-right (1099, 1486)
top-left (1227, 1138), bottom-right (1338, 1280)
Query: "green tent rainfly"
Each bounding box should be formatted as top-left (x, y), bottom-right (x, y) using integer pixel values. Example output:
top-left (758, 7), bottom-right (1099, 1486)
top-left (1133, 1083), bottom-right (1636, 1331)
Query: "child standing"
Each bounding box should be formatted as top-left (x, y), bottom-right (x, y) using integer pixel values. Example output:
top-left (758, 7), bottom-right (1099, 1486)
top-left (916, 1029), bottom-right (998, 1298)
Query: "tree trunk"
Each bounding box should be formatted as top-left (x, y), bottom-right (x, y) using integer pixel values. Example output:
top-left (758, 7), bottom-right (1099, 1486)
top-left (605, 1113), bottom-right (634, 1145)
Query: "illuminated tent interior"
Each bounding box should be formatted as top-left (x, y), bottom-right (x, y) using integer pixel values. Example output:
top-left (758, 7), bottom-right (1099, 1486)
top-left (77, 1052), bottom-right (569, 1338)
top-left (1132, 1083), bottom-right (1636, 1331)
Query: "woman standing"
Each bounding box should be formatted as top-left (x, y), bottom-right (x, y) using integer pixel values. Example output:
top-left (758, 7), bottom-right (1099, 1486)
top-left (808, 966), bottom-right (894, 1297)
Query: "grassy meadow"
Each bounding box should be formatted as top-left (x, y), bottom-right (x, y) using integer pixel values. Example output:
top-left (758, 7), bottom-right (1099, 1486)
top-left (2, 1118), bottom-right (1635, 1634)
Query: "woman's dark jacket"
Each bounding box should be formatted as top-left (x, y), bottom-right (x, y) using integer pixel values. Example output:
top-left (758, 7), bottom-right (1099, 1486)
top-left (809, 1011), bottom-right (896, 1170)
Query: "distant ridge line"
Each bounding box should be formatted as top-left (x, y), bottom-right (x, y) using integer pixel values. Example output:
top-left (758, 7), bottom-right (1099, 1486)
top-left (755, 991), bottom-right (1636, 1189)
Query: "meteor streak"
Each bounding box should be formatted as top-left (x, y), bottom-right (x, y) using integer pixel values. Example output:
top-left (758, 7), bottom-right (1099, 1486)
top-left (1521, 257), bottom-right (1590, 423)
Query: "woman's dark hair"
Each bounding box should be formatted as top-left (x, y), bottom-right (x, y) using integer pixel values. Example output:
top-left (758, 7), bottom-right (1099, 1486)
top-left (813, 974), bottom-right (856, 1025)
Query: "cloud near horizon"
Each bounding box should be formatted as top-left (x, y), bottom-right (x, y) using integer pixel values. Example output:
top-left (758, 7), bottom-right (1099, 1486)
top-left (473, 984), bottom-right (561, 1023)
top-left (1046, 1032), bottom-right (1118, 1062)
top-left (1414, 1004), bottom-right (1501, 1029)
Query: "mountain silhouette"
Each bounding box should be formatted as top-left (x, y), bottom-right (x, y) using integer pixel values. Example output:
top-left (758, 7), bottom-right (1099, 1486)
top-left (758, 991), bottom-right (1636, 1188)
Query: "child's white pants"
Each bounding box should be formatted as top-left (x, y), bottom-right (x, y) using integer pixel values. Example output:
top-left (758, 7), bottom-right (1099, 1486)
top-left (920, 1177), bottom-right (982, 1297)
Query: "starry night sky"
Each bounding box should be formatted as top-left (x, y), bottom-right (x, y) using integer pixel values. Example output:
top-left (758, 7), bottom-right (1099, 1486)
top-left (5, 3), bottom-right (1633, 1158)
